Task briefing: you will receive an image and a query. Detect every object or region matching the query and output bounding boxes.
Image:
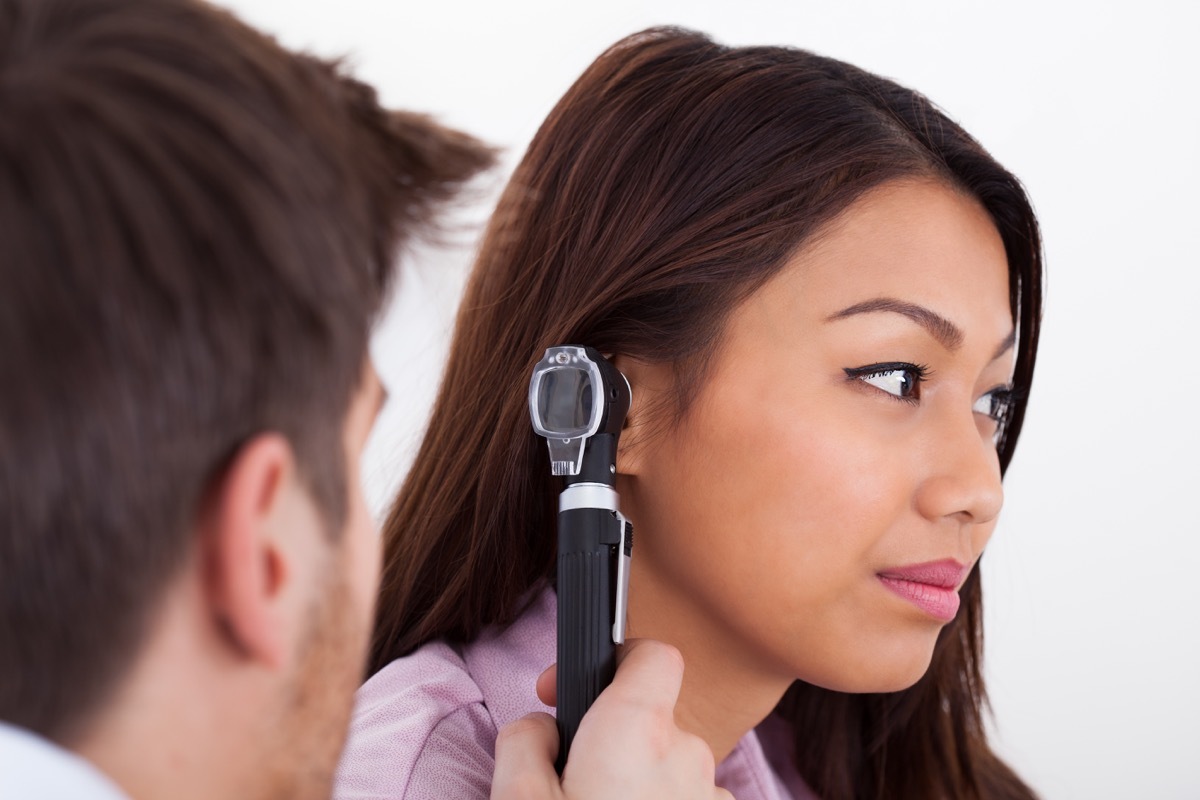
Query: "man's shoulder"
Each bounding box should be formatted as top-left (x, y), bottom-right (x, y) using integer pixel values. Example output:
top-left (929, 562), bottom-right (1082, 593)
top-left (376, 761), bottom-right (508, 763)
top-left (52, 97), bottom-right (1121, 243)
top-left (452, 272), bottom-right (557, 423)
top-left (0, 722), bottom-right (130, 800)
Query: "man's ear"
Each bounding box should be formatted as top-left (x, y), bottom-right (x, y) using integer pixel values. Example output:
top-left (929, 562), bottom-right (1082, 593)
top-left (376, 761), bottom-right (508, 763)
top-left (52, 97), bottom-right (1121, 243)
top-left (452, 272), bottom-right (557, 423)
top-left (611, 356), bottom-right (672, 478)
top-left (198, 433), bottom-right (296, 670)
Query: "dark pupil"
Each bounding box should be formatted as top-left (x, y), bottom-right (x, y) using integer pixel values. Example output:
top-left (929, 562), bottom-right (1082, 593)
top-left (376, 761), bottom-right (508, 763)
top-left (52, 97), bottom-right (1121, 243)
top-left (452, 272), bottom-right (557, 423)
top-left (898, 371), bottom-right (915, 396)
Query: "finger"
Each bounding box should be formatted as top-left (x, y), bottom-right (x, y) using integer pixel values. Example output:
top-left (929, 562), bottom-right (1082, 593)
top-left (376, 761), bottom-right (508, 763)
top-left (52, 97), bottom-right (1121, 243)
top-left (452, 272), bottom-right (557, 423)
top-left (536, 663), bottom-right (557, 707)
top-left (490, 712), bottom-right (561, 800)
top-left (604, 638), bottom-right (685, 709)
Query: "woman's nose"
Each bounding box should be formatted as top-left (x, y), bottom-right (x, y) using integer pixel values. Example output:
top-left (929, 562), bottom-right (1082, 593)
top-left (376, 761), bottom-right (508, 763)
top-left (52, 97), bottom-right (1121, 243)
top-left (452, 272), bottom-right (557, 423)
top-left (913, 411), bottom-right (1005, 526)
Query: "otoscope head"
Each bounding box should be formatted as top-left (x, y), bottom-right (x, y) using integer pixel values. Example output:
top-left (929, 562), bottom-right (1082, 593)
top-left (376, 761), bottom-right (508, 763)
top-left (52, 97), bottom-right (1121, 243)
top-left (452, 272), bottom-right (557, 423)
top-left (529, 345), bottom-right (631, 477)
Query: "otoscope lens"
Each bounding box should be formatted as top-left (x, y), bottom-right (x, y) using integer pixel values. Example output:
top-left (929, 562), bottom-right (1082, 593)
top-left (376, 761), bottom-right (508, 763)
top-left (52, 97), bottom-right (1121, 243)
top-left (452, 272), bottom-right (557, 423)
top-left (537, 367), bottom-right (594, 435)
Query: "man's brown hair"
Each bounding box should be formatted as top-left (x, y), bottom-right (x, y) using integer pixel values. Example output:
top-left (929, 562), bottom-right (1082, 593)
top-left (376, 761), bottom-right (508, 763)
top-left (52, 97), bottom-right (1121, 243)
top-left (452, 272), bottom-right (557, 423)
top-left (0, 0), bottom-right (491, 742)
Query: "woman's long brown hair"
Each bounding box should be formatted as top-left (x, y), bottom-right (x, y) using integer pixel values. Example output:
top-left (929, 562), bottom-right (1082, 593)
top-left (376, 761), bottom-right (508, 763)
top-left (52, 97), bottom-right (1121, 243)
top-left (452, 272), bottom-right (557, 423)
top-left (372, 28), bottom-right (1043, 800)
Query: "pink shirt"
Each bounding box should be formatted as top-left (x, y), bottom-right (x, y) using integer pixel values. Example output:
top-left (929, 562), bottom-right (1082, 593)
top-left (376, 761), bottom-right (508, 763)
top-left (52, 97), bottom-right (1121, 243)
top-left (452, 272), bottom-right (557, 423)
top-left (333, 589), bottom-right (818, 799)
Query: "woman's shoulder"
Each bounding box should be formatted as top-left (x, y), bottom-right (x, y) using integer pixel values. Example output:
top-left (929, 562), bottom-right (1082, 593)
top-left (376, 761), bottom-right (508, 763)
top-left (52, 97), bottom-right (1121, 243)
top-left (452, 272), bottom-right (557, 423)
top-left (333, 640), bottom-right (495, 799)
top-left (333, 589), bottom-right (558, 800)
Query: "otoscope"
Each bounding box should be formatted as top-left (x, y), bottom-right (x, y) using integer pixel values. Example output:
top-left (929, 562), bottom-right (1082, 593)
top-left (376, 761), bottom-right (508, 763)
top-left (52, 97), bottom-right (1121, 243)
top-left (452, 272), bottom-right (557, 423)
top-left (528, 345), bottom-right (633, 774)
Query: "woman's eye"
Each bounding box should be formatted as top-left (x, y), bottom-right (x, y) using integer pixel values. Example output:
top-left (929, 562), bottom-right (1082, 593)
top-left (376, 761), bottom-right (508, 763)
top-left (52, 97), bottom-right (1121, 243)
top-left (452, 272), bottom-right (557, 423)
top-left (973, 387), bottom-right (1014, 423)
top-left (844, 363), bottom-right (928, 402)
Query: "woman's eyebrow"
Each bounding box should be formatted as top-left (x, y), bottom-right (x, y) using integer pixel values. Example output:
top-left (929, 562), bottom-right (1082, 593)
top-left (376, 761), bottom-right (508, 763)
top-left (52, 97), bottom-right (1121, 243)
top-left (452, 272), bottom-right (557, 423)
top-left (376, 385), bottom-right (390, 419)
top-left (826, 297), bottom-right (964, 350)
top-left (991, 329), bottom-right (1017, 361)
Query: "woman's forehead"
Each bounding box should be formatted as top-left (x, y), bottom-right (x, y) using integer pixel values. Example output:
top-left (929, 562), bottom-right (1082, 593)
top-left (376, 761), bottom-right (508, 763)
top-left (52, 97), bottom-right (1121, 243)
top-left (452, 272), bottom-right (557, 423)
top-left (776, 179), bottom-right (1013, 341)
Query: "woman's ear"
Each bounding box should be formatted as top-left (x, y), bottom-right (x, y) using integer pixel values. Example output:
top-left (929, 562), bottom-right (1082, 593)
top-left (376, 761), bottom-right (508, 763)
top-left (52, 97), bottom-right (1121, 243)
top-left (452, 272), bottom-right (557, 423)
top-left (612, 355), bottom-right (672, 478)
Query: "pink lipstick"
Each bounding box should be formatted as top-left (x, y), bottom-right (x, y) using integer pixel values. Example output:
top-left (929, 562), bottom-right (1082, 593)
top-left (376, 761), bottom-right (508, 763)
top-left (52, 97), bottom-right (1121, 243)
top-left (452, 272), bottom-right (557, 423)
top-left (877, 560), bottom-right (968, 623)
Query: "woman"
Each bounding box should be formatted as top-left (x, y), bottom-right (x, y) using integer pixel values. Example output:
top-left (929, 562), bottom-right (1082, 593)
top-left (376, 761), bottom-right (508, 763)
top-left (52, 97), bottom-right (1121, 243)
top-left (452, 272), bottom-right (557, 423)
top-left (337, 27), bottom-right (1043, 800)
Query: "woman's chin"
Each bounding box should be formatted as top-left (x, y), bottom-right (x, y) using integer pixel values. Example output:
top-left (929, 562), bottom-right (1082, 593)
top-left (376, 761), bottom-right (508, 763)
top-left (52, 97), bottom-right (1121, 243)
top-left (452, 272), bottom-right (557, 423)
top-left (795, 645), bottom-right (936, 695)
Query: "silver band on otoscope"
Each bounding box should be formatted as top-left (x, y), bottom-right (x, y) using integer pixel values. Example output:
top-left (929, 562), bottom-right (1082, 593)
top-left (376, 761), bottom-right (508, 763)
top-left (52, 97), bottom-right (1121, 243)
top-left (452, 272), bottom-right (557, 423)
top-left (559, 483), bottom-right (619, 513)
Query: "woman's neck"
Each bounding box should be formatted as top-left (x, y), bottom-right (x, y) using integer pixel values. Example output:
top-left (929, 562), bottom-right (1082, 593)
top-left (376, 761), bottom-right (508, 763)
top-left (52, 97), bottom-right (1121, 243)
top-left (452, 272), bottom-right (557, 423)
top-left (624, 574), bottom-right (795, 762)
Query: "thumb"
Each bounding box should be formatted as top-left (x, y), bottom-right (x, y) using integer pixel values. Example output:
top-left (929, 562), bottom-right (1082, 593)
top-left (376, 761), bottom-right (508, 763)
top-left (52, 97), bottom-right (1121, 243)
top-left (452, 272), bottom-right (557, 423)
top-left (490, 712), bottom-right (563, 800)
top-left (603, 638), bottom-right (686, 710)
top-left (537, 638), bottom-right (683, 709)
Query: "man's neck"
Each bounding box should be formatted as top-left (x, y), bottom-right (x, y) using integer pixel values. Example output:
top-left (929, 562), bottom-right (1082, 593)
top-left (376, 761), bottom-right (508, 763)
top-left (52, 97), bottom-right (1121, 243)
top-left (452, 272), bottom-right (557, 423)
top-left (73, 581), bottom-right (270, 800)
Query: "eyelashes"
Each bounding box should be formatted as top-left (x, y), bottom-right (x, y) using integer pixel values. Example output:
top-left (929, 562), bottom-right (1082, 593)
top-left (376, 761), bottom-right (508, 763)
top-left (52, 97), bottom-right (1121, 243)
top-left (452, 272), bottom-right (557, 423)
top-left (843, 362), bottom-right (930, 404)
top-left (844, 362), bottom-right (1016, 423)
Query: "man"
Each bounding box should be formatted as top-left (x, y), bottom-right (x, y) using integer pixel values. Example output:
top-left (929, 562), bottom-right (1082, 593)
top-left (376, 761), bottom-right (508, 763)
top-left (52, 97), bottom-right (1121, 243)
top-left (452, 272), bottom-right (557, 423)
top-left (0, 0), bottom-right (726, 798)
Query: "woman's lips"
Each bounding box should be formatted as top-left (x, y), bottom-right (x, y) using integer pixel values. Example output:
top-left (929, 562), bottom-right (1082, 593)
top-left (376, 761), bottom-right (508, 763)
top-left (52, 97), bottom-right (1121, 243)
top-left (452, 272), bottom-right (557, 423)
top-left (877, 559), bottom-right (968, 623)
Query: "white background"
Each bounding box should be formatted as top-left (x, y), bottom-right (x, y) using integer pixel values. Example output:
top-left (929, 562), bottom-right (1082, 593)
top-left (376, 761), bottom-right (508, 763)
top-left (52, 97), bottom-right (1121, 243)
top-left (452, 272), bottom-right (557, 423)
top-left (221, 1), bottom-right (1199, 797)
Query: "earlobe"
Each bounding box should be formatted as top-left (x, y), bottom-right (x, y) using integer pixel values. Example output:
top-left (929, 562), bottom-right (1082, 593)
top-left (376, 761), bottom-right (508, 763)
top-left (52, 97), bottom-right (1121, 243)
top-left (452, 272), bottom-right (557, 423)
top-left (198, 433), bottom-right (296, 670)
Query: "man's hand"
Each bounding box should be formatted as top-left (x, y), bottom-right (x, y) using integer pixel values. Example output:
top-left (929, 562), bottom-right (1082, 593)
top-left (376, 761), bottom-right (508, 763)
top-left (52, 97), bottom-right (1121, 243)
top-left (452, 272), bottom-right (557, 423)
top-left (490, 639), bottom-right (731, 800)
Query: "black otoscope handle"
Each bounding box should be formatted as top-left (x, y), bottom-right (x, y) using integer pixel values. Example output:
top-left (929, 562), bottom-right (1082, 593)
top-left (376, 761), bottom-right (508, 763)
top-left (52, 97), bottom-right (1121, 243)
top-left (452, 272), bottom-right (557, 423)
top-left (555, 506), bottom-right (620, 774)
top-left (554, 431), bottom-right (626, 774)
